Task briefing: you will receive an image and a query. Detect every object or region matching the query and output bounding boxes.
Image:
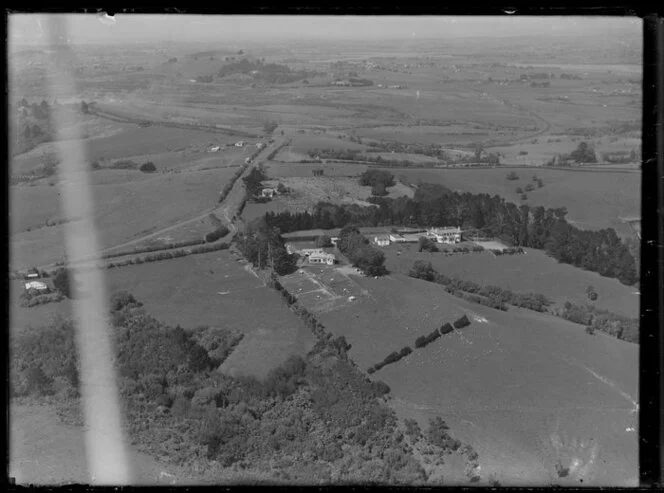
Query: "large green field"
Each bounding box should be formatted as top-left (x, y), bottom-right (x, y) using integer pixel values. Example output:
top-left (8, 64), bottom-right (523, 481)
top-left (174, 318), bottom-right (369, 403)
top-left (392, 167), bottom-right (640, 237)
top-left (10, 166), bottom-right (238, 269)
top-left (10, 251), bottom-right (315, 380)
top-left (382, 245), bottom-right (639, 318)
top-left (318, 273), bottom-right (638, 486)
top-left (11, 120), bottom-right (240, 176)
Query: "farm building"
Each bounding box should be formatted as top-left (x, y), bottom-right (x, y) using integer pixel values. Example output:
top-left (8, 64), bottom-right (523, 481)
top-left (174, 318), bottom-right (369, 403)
top-left (426, 227), bottom-right (462, 244)
top-left (261, 188), bottom-right (276, 198)
top-left (25, 268), bottom-right (40, 280)
top-left (208, 146), bottom-right (220, 152)
top-left (373, 234), bottom-right (391, 247)
top-left (330, 237), bottom-right (340, 246)
top-left (256, 142), bottom-right (265, 149)
top-left (235, 140), bottom-right (245, 147)
top-left (308, 252), bottom-right (336, 265)
top-left (24, 280), bottom-right (49, 292)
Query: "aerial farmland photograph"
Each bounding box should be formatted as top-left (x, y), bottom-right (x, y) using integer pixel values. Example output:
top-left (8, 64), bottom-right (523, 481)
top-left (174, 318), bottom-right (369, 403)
top-left (8, 14), bottom-right (642, 486)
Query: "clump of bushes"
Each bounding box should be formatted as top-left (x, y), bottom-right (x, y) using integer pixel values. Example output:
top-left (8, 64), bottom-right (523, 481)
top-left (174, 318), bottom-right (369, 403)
top-left (368, 346), bottom-right (413, 373)
top-left (414, 328), bottom-right (442, 349)
top-left (586, 285), bottom-right (598, 301)
top-left (205, 226), bottom-right (230, 243)
top-left (139, 161), bottom-right (156, 173)
top-left (453, 314), bottom-right (471, 329)
top-left (426, 416), bottom-right (461, 452)
top-left (102, 238), bottom-right (207, 259)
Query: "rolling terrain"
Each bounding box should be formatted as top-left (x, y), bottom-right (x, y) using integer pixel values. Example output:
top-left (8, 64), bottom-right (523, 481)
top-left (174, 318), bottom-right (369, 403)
top-left (315, 273), bottom-right (638, 486)
top-left (9, 22), bottom-right (641, 487)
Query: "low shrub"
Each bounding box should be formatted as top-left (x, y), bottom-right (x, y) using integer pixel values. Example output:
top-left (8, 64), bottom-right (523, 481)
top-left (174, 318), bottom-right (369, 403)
top-left (139, 161), bottom-right (156, 173)
top-left (453, 315), bottom-right (471, 329)
top-left (205, 226), bottom-right (230, 243)
top-left (439, 323), bottom-right (454, 335)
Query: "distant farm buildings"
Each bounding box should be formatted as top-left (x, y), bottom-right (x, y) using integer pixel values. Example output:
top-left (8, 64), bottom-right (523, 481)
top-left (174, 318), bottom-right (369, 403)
top-left (208, 145), bottom-right (221, 153)
top-left (235, 140), bottom-right (245, 147)
top-left (25, 268), bottom-right (40, 280)
top-left (256, 142), bottom-right (265, 149)
top-left (427, 227), bottom-right (462, 244)
top-left (261, 188), bottom-right (276, 198)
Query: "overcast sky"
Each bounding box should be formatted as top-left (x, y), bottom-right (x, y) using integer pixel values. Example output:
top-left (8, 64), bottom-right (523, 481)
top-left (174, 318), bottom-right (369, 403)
top-left (8, 14), bottom-right (641, 46)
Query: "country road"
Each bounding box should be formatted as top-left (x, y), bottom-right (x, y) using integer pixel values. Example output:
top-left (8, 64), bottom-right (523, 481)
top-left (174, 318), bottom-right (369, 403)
top-left (27, 137), bottom-right (283, 273)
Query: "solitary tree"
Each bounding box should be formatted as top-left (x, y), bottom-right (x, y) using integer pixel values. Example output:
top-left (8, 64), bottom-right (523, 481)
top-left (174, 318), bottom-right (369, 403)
top-left (139, 161), bottom-right (157, 173)
top-left (53, 267), bottom-right (73, 298)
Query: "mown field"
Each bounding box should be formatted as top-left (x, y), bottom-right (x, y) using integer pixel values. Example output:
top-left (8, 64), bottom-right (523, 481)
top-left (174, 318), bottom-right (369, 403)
top-left (382, 245), bottom-right (639, 318)
top-left (318, 273), bottom-right (638, 486)
top-left (10, 167), bottom-right (238, 269)
top-left (103, 250), bottom-right (315, 379)
top-left (392, 167), bottom-right (640, 237)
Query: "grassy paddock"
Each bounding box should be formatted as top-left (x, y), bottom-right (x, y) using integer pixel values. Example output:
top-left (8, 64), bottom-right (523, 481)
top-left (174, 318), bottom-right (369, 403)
top-left (384, 245), bottom-right (638, 318)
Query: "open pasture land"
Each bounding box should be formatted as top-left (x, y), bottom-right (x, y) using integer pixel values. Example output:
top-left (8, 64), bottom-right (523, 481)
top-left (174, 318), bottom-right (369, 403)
top-left (383, 245), bottom-right (639, 318)
top-left (382, 291), bottom-right (638, 486)
top-left (316, 274), bottom-right (469, 369)
top-left (11, 119), bottom-right (239, 176)
top-left (276, 134), bottom-right (369, 162)
top-left (11, 167), bottom-right (237, 269)
top-left (393, 167), bottom-right (640, 237)
top-left (104, 250), bottom-right (315, 379)
top-left (319, 273), bottom-right (637, 485)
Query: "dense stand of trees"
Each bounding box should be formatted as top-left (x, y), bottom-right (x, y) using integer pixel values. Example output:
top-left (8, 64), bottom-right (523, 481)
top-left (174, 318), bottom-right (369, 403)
top-left (262, 184), bottom-right (637, 285)
top-left (233, 219), bottom-right (297, 275)
top-left (242, 166), bottom-right (268, 200)
top-left (337, 226), bottom-right (388, 276)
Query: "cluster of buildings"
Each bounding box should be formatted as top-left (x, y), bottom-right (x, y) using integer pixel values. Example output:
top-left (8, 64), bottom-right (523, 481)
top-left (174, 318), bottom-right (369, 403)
top-left (285, 246), bottom-right (337, 266)
top-left (372, 227), bottom-right (462, 246)
top-left (23, 268), bottom-right (49, 293)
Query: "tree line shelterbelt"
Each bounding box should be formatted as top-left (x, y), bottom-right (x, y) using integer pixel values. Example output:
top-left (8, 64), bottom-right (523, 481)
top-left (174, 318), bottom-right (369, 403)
top-left (261, 181), bottom-right (638, 286)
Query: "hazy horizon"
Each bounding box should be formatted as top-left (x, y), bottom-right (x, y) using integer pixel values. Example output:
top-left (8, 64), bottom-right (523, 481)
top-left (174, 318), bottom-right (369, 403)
top-left (8, 14), bottom-right (641, 47)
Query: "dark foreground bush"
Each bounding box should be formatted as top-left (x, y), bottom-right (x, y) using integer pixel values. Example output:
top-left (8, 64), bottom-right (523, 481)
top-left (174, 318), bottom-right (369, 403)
top-left (453, 315), bottom-right (470, 329)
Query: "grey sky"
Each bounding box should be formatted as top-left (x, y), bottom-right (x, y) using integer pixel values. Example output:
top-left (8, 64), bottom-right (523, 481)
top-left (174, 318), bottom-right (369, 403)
top-left (8, 14), bottom-right (641, 46)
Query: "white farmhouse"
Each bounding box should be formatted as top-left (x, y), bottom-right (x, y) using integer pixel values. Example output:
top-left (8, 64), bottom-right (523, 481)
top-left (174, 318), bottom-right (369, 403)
top-left (427, 227), bottom-right (462, 244)
top-left (373, 234), bottom-right (391, 247)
